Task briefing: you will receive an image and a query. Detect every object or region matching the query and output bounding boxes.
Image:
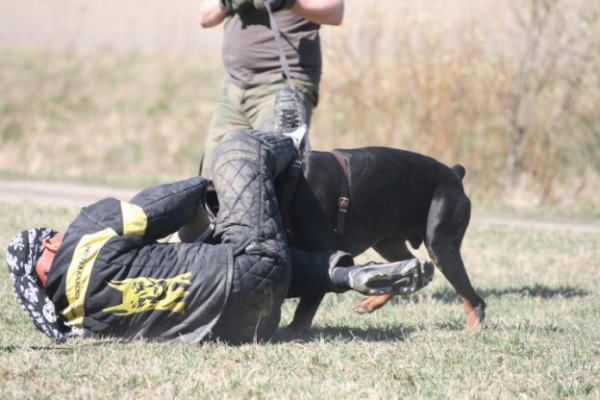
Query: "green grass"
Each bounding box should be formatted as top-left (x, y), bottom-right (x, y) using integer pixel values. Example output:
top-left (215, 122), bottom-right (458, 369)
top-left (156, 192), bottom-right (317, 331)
top-left (1, 2), bottom-right (599, 397)
top-left (1, 203), bottom-right (599, 399)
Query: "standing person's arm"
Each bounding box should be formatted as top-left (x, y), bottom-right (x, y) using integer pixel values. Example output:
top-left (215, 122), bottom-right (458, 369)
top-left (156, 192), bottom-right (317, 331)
top-left (198, 0), bottom-right (227, 28)
top-left (252, 0), bottom-right (344, 25)
top-left (290, 0), bottom-right (344, 26)
top-left (202, 0), bottom-right (344, 27)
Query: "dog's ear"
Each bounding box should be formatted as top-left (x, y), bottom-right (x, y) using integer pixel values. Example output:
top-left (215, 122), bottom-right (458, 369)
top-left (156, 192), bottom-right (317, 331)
top-left (451, 164), bottom-right (466, 180)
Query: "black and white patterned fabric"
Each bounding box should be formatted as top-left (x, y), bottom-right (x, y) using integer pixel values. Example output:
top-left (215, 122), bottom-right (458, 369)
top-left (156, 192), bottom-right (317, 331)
top-left (6, 227), bottom-right (81, 342)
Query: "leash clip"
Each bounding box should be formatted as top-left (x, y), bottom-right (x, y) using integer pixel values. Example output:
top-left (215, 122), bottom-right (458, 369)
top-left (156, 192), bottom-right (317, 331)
top-left (337, 197), bottom-right (349, 212)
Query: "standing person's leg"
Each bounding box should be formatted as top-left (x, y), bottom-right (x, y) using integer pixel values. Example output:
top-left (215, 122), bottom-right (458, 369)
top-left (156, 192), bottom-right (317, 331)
top-left (176, 76), bottom-right (312, 244)
top-left (200, 77), bottom-right (317, 179)
top-left (209, 129), bottom-right (297, 344)
top-left (199, 78), bottom-right (251, 179)
top-left (245, 77), bottom-right (318, 140)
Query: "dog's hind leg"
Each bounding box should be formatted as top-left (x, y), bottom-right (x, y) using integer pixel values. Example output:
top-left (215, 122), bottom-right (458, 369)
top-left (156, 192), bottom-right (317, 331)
top-left (354, 238), bottom-right (414, 314)
top-left (426, 192), bottom-right (486, 331)
top-left (284, 294), bottom-right (326, 336)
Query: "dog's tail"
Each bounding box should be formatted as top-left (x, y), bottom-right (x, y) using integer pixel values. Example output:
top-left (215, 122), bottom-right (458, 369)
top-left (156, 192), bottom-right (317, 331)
top-left (451, 164), bottom-right (466, 181)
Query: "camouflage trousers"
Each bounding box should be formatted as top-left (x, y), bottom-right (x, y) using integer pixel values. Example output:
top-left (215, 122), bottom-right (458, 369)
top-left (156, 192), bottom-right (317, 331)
top-left (199, 75), bottom-right (318, 179)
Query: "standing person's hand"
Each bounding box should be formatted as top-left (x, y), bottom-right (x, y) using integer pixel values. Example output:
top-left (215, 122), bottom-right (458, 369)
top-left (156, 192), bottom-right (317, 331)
top-left (219, 0), bottom-right (255, 16)
top-left (253, 0), bottom-right (297, 12)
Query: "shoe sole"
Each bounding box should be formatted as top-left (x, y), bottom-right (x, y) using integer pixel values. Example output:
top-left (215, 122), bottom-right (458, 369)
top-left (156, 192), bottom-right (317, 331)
top-left (390, 259), bottom-right (435, 295)
top-left (351, 259), bottom-right (435, 296)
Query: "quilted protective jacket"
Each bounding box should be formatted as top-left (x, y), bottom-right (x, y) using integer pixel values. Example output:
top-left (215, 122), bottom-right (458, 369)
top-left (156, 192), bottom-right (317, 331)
top-left (45, 130), bottom-right (296, 344)
top-left (45, 177), bottom-right (233, 342)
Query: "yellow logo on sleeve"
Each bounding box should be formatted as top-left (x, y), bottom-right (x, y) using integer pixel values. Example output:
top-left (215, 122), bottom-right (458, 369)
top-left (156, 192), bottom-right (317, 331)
top-left (103, 272), bottom-right (192, 316)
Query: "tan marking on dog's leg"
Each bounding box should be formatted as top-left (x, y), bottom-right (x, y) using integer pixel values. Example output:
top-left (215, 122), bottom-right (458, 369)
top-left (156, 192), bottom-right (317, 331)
top-left (354, 294), bottom-right (394, 314)
top-left (462, 298), bottom-right (481, 331)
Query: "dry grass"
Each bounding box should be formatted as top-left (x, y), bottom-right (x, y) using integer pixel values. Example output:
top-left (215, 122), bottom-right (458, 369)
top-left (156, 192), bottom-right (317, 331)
top-left (1, 2), bottom-right (599, 398)
top-left (315, 0), bottom-right (600, 206)
top-left (0, 46), bottom-right (220, 185)
top-left (1, 0), bottom-right (599, 208)
top-left (0, 202), bottom-right (599, 399)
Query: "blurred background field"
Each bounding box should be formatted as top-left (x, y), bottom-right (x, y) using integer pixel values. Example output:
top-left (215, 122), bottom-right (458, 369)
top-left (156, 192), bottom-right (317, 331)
top-left (1, 2), bottom-right (600, 398)
top-left (1, 0), bottom-right (599, 213)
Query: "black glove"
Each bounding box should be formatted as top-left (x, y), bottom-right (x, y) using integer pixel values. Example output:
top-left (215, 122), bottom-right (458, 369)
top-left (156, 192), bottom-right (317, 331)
top-left (219, 0), bottom-right (254, 16)
top-left (253, 0), bottom-right (297, 12)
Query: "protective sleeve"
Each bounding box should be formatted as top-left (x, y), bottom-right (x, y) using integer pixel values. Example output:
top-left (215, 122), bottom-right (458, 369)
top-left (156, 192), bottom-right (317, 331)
top-left (127, 176), bottom-right (210, 239)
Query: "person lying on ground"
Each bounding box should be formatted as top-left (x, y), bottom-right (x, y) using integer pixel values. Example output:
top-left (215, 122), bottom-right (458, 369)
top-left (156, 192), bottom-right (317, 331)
top-left (6, 100), bottom-right (432, 345)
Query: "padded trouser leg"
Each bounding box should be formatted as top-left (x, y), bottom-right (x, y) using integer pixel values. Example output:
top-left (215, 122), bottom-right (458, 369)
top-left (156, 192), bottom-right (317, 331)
top-left (209, 130), bottom-right (296, 343)
top-left (287, 248), bottom-right (355, 298)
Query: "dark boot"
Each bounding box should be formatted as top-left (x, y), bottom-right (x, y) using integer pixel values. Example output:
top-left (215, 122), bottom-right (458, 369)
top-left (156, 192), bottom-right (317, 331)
top-left (287, 249), bottom-right (355, 298)
top-left (288, 249), bottom-right (436, 298)
top-left (345, 258), bottom-right (435, 296)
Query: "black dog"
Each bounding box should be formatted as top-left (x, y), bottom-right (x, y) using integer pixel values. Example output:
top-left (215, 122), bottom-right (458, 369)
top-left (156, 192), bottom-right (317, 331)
top-left (276, 146), bottom-right (486, 335)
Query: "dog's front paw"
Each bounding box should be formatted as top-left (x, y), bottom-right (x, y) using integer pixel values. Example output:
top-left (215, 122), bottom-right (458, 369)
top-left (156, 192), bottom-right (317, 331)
top-left (272, 326), bottom-right (306, 343)
top-left (354, 294), bottom-right (393, 314)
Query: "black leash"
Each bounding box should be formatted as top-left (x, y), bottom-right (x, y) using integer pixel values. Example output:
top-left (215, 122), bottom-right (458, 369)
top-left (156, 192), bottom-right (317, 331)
top-left (264, 0), bottom-right (293, 85)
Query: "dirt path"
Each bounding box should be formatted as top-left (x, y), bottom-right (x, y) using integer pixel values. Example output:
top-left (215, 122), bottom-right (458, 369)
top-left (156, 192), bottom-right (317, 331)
top-left (0, 179), bottom-right (139, 208)
top-left (1, 179), bottom-right (599, 233)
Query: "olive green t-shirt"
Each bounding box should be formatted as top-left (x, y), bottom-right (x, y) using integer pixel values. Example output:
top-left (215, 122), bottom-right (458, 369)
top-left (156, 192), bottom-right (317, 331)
top-left (222, 8), bottom-right (322, 89)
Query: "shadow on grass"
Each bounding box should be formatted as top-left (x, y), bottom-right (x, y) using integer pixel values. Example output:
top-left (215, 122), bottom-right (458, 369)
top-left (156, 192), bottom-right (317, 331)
top-left (0, 345), bottom-right (76, 353)
top-left (430, 318), bottom-right (572, 333)
top-left (273, 324), bottom-right (414, 343)
top-left (387, 283), bottom-right (590, 306)
top-left (0, 340), bottom-right (125, 353)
